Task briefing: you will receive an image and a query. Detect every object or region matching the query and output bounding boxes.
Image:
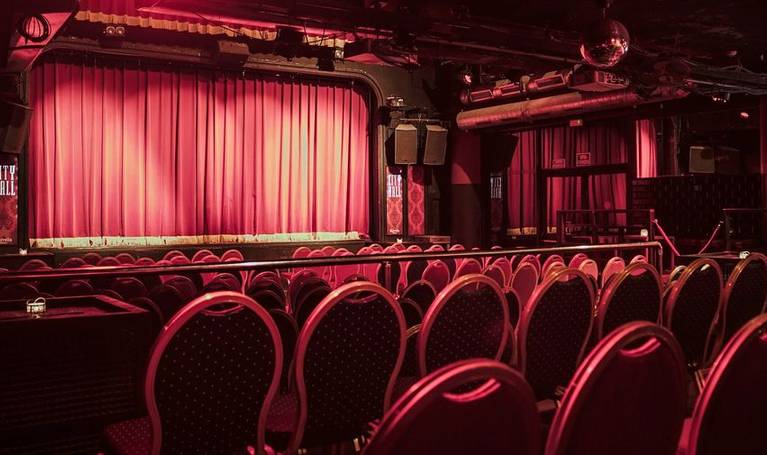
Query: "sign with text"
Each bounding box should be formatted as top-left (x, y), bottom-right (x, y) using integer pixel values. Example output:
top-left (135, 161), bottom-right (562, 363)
top-left (0, 154), bottom-right (18, 245)
top-left (386, 167), bottom-right (404, 235)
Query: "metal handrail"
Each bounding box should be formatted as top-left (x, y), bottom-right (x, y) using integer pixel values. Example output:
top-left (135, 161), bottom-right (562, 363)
top-left (0, 242), bottom-right (663, 283)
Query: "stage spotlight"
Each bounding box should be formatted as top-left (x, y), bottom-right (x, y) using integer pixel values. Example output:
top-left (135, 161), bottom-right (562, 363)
top-left (739, 111), bottom-right (750, 120)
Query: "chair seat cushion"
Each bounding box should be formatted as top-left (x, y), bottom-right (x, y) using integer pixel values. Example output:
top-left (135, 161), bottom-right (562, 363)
top-left (103, 416), bottom-right (151, 455)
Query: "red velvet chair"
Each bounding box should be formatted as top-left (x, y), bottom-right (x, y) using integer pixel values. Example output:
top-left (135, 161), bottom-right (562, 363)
top-left (266, 282), bottom-right (406, 453)
top-left (400, 279), bottom-right (436, 315)
top-left (518, 254), bottom-right (541, 276)
top-left (111, 277), bottom-right (149, 300)
top-left (363, 360), bottom-right (541, 455)
top-left (397, 297), bottom-right (424, 328)
top-left (568, 253), bottom-right (588, 269)
top-left (678, 314), bottom-right (767, 455)
top-left (96, 256), bottom-right (121, 267)
top-left (134, 257), bottom-right (156, 267)
top-left (417, 274), bottom-right (509, 377)
top-left (542, 254), bottom-right (565, 276)
top-left (161, 250), bottom-right (185, 262)
top-left (19, 259), bottom-right (51, 271)
top-left (292, 246), bottom-right (312, 259)
top-left (545, 322), bottom-right (687, 455)
top-left (595, 261), bottom-right (662, 340)
top-left (663, 258), bottom-right (722, 368)
top-left (490, 257), bottom-right (513, 288)
top-left (517, 268), bottom-right (594, 400)
top-left (483, 262), bottom-right (507, 290)
top-left (115, 253), bottom-right (136, 264)
top-left (82, 252), bottom-right (102, 266)
top-left (294, 283), bottom-right (332, 328)
top-left (711, 253), bottom-right (767, 358)
top-left (332, 250), bottom-right (360, 288)
top-left (102, 292), bottom-right (282, 455)
top-left (54, 279), bottom-right (94, 297)
top-left (578, 259), bottom-right (599, 291)
top-left (601, 256), bottom-right (626, 289)
top-left (422, 260), bottom-right (450, 294)
top-left (221, 249), bottom-right (244, 262)
top-left (453, 258), bottom-right (482, 280)
top-left (147, 283), bottom-right (189, 321)
top-left (510, 262), bottom-right (538, 309)
top-left (60, 257), bottom-right (87, 269)
top-left (163, 275), bottom-right (198, 302)
top-left (191, 249), bottom-right (214, 262)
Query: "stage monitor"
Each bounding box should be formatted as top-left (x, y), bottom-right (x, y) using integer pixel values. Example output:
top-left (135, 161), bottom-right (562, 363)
top-left (386, 123), bottom-right (418, 165)
top-left (422, 124), bottom-right (448, 165)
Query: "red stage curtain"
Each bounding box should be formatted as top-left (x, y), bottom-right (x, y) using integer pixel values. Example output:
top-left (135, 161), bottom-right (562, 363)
top-left (28, 58), bottom-right (370, 247)
top-left (636, 119), bottom-right (657, 178)
top-left (507, 131), bottom-right (537, 235)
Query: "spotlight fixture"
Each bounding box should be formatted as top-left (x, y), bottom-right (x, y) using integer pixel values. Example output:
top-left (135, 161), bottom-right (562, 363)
top-left (104, 25), bottom-right (126, 38)
top-left (739, 111), bottom-right (750, 120)
top-left (711, 93), bottom-right (730, 103)
top-left (460, 70), bottom-right (473, 86)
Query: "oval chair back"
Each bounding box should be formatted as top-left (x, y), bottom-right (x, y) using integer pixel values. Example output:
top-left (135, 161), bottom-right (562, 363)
top-left (595, 262), bottom-right (662, 340)
top-left (290, 275), bottom-right (330, 315)
top-left (542, 261), bottom-right (566, 280)
top-left (453, 258), bottom-right (482, 280)
top-left (630, 254), bottom-right (647, 264)
top-left (135, 257), bottom-right (155, 267)
top-left (421, 260), bottom-right (450, 293)
top-left (681, 314), bottom-right (767, 455)
top-left (320, 245), bottom-right (336, 256)
top-left (54, 279), bottom-right (94, 297)
top-left (169, 255), bottom-right (190, 266)
top-left (400, 280), bottom-right (436, 315)
top-left (332, 250), bottom-right (359, 288)
top-left (717, 253), bottom-right (767, 351)
top-left (418, 274), bottom-right (509, 377)
top-left (568, 253), bottom-right (588, 269)
top-left (288, 282), bottom-right (406, 452)
top-left (115, 253), bottom-right (136, 264)
top-left (82, 252), bottom-right (102, 266)
top-left (191, 249), bottom-right (214, 262)
top-left (517, 268), bottom-right (594, 400)
top-left (663, 258), bottom-right (722, 367)
top-left (541, 255), bottom-right (565, 276)
top-left (491, 257), bottom-right (513, 288)
top-left (363, 360), bottom-right (541, 455)
top-left (221, 249), bottom-right (244, 262)
top-left (518, 254), bottom-right (541, 276)
top-left (111, 277), bottom-right (149, 300)
top-left (292, 246), bottom-right (312, 259)
top-left (398, 297), bottom-right (424, 328)
top-left (369, 244), bottom-right (384, 253)
top-left (19, 259), bottom-right (51, 271)
top-left (578, 259), bottom-right (599, 292)
top-left (163, 275), bottom-right (198, 302)
top-left (60, 257), bottom-right (87, 269)
top-left (161, 250), bottom-right (185, 262)
top-left (545, 322), bottom-right (687, 455)
top-left (294, 284), bottom-right (332, 328)
top-left (601, 257), bottom-right (626, 289)
top-left (483, 263), bottom-right (507, 290)
top-left (147, 284), bottom-right (189, 321)
top-left (510, 262), bottom-right (538, 309)
top-left (145, 292), bottom-right (281, 455)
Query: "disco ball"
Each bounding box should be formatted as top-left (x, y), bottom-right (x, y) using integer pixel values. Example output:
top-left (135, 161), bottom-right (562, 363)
top-left (579, 18), bottom-right (630, 68)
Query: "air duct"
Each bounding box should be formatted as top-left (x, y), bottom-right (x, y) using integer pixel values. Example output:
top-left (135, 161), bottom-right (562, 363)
top-left (456, 87), bottom-right (687, 130)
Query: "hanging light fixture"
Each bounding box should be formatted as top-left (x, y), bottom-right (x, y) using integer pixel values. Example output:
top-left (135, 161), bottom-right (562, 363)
top-left (579, 0), bottom-right (630, 68)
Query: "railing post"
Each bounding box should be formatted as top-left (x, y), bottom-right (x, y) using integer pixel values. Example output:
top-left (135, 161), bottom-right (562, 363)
top-left (384, 261), bottom-right (392, 291)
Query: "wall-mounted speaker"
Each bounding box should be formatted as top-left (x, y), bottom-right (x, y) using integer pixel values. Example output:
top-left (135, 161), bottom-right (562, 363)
top-left (386, 123), bottom-right (418, 165)
top-left (0, 99), bottom-right (32, 154)
top-left (422, 124), bottom-right (448, 165)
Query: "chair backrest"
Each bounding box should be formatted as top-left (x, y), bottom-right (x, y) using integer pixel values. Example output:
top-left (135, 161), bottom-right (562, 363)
top-left (1, 282), bottom-right (40, 299)
top-left (267, 308), bottom-right (298, 390)
top-left (630, 254), bottom-right (647, 264)
top-left (163, 275), bottom-right (198, 302)
top-left (483, 263), bottom-right (507, 290)
top-left (169, 255), bottom-right (190, 265)
top-left (719, 253), bottom-right (767, 349)
top-left (398, 297), bottom-right (424, 328)
top-left (135, 257), bottom-right (156, 266)
top-left (510, 262), bottom-right (539, 308)
top-left (406, 245), bottom-right (422, 253)
top-left (19, 259), bottom-right (51, 271)
top-left (545, 322), bottom-right (687, 455)
top-left (376, 261), bottom-right (402, 293)
top-left (203, 273), bottom-right (241, 293)
top-left (332, 250), bottom-right (359, 288)
top-left (453, 258), bottom-right (483, 280)
top-left (517, 268), bottom-right (594, 400)
top-left (60, 257), bottom-right (87, 269)
top-left (664, 258), bottom-right (722, 366)
top-left (578, 259), bottom-right (599, 292)
top-left (291, 275), bottom-right (330, 314)
top-left (147, 284), bottom-right (188, 321)
top-left (290, 282), bottom-right (406, 452)
top-left (220, 249), bottom-right (244, 262)
top-left (97, 256), bottom-right (121, 267)
top-left (425, 244), bottom-right (444, 252)
top-left (110, 277), bottom-right (149, 300)
top-left (54, 279), bottom-right (94, 297)
top-left (292, 246), bottom-right (312, 259)
top-left (418, 274), bottom-right (509, 376)
top-left (161, 250), bottom-right (185, 261)
top-left (295, 284), bottom-right (332, 328)
top-left (542, 255), bottom-right (565, 275)
top-left (400, 280), bottom-right (437, 315)
top-left (543, 261), bottom-right (566, 280)
top-left (320, 245), bottom-right (336, 256)
top-left (405, 258), bottom-right (428, 288)
top-left (568, 253), bottom-right (588, 269)
top-left (519, 254), bottom-right (541, 276)
top-left (422, 260), bottom-right (451, 293)
top-left (82, 252), bottom-right (102, 265)
top-left (191, 249), bottom-right (214, 262)
top-left (683, 314), bottom-right (767, 455)
top-left (491, 257), bottom-right (513, 288)
top-left (145, 292), bottom-right (281, 455)
top-left (369, 243), bottom-right (384, 253)
top-left (115, 253), bottom-right (136, 264)
top-left (363, 360), bottom-right (541, 455)
top-left (601, 257), bottom-right (626, 289)
top-left (596, 262), bottom-right (662, 339)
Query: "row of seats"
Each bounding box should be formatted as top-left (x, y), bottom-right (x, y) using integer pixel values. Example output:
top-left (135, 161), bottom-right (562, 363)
top-left (101, 280), bottom-right (767, 454)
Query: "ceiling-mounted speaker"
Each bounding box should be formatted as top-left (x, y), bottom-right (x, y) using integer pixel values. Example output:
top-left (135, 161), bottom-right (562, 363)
top-left (422, 124), bottom-right (448, 165)
top-left (386, 123), bottom-right (418, 165)
top-left (0, 99), bottom-right (32, 154)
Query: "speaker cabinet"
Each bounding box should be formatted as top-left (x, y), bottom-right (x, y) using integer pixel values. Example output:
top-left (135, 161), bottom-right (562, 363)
top-left (0, 99), bottom-right (32, 154)
top-left (386, 123), bottom-right (418, 165)
top-left (422, 124), bottom-right (448, 165)
top-left (689, 146), bottom-right (715, 174)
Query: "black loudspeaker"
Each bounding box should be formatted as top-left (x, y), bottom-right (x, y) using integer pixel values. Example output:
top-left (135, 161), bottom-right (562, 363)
top-left (483, 132), bottom-right (519, 172)
top-left (0, 99), bottom-right (32, 154)
top-left (386, 123), bottom-right (418, 165)
top-left (423, 124), bottom-right (448, 165)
